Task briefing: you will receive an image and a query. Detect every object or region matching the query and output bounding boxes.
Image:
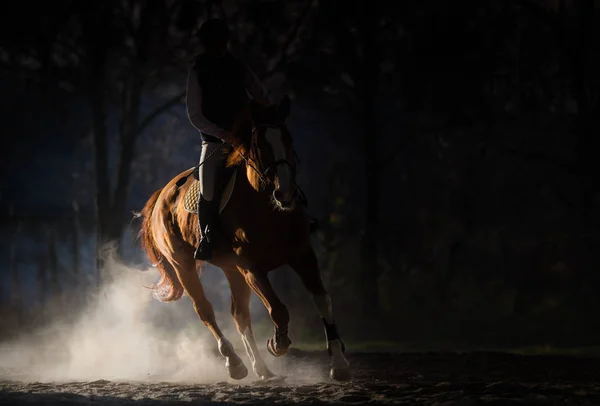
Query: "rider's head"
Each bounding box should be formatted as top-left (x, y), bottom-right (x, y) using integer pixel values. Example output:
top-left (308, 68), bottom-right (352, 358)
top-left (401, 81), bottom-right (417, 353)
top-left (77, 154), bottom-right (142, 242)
top-left (199, 18), bottom-right (230, 56)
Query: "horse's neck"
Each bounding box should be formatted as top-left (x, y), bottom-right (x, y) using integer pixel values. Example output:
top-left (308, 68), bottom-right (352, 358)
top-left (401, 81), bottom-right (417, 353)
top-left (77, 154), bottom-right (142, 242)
top-left (239, 164), bottom-right (268, 199)
top-left (230, 164), bottom-right (275, 217)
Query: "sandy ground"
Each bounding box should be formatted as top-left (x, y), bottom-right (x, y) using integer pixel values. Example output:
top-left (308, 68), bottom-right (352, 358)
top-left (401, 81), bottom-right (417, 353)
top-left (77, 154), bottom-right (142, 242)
top-left (2, 349), bottom-right (600, 405)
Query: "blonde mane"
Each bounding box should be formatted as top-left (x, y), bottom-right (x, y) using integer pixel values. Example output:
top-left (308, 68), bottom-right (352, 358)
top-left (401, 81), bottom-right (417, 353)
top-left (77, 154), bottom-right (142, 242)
top-left (226, 125), bottom-right (265, 192)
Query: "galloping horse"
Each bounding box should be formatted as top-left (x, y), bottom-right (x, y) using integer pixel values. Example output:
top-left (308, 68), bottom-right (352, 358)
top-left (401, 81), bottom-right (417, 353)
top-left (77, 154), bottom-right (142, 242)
top-left (138, 99), bottom-right (351, 381)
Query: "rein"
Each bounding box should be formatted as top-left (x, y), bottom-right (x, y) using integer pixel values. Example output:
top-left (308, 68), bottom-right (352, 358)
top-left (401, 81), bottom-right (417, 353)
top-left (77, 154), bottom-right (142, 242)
top-left (238, 126), bottom-right (308, 207)
top-left (237, 128), bottom-right (269, 185)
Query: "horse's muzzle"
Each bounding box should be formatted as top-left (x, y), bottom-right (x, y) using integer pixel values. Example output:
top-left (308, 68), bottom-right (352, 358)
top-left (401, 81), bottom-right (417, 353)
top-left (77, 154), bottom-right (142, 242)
top-left (273, 188), bottom-right (297, 211)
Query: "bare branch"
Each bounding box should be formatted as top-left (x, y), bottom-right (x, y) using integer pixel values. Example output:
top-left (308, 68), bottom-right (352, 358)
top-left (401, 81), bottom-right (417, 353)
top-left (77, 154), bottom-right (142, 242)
top-left (263, 0), bottom-right (315, 79)
top-left (135, 91), bottom-right (186, 137)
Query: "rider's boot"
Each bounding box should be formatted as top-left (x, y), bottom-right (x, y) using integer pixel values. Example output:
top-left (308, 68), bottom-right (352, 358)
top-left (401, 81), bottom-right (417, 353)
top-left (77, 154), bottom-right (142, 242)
top-left (194, 199), bottom-right (216, 260)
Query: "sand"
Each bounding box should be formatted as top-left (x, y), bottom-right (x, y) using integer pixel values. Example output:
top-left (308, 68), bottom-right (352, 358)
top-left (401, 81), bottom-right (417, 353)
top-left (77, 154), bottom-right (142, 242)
top-left (2, 350), bottom-right (600, 405)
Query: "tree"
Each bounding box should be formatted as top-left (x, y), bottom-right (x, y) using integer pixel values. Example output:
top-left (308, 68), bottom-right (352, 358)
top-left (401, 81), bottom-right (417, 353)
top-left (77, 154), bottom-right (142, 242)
top-left (1, 0), bottom-right (321, 277)
top-left (1, 0), bottom-right (198, 278)
top-left (290, 0), bottom-right (406, 319)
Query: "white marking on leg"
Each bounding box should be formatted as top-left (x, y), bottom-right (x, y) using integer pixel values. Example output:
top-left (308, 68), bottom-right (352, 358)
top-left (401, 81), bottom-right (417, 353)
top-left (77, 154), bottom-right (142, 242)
top-left (218, 338), bottom-right (235, 358)
top-left (312, 294), bottom-right (349, 370)
top-left (265, 127), bottom-right (293, 198)
top-left (240, 327), bottom-right (272, 378)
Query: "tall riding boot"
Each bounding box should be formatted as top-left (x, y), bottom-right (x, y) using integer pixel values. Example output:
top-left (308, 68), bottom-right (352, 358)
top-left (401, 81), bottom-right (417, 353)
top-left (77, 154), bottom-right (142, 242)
top-left (194, 199), bottom-right (216, 260)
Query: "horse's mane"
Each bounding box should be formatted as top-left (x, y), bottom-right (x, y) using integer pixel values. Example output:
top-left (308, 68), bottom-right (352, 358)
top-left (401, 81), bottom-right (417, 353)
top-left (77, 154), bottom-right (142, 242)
top-left (226, 107), bottom-right (265, 191)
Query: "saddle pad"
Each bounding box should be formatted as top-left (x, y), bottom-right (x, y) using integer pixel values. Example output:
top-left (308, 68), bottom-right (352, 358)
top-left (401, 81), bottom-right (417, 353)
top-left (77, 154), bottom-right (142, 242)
top-left (183, 169), bottom-right (237, 214)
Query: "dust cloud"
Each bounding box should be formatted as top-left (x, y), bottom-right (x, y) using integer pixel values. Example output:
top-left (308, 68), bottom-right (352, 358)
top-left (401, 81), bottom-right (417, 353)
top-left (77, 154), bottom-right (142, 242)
top-left (0, 252), bottom-right (228, 383)
top-left (0, 251), bottom-right (328, 385)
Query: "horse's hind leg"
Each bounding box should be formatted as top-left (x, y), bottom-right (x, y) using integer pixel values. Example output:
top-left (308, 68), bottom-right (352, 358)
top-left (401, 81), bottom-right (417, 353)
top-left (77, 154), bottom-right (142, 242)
top-left (288, 248), bottom-right (351, 381)
top-left (223, 268), bottom-right (276, 380)
top-left (242, 268), bottom-right (292, 357)
top-left (171, 255), bottom-right (248, 380)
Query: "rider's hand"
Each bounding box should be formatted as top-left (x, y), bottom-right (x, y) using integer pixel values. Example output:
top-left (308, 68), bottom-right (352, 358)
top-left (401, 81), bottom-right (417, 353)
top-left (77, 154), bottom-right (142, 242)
top-left (218, 130), bottom-right (243, 148)
top-left (217, 130), bottom-right (235, 144)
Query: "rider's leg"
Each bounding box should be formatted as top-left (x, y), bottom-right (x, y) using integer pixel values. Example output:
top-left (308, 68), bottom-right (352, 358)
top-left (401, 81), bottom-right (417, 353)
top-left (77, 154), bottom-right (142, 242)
top-left (195, 140), bottom-right (223, 260)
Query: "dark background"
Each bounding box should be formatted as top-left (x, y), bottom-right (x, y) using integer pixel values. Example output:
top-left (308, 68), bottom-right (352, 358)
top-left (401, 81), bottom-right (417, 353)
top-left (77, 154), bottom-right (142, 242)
top-left (1, 0), bottom-right (600, 351)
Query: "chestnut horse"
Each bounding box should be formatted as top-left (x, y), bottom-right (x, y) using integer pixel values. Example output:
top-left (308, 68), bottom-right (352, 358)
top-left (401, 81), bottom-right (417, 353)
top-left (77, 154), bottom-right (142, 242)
top-left (138, 100), bottom-right (350, 381)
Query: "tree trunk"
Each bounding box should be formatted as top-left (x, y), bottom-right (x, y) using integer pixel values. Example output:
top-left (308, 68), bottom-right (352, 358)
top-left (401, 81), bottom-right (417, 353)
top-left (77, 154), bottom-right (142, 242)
top-left (37, 251), bottom-right (48, 320)
top-left (514, 12), bottom-right (523, 110)
top-left (82, 2), bottom-right (111, 285)
top-left (573, 0), bottom-right (596, 291)
top-left (47, 227), bottom-right (62, 309)
top-left (558, 0), bottom-right (567, 114)
top-left (573, 0), bottom-right (593, 225)
top-left (358, 0), bottom-right (382, 320)
top-left (9, 208), bottom-right (22, 326)
top-left (71, 201), bottom-right (81, 289)
top-left (90, 79), bottom-right (110, 286)
top-left (109, 72), bottom-right (143, 243)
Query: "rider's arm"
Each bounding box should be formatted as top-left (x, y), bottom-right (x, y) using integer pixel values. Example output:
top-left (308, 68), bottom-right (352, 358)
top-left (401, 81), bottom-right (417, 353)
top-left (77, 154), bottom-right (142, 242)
top-left (186, 67), bottom-right (234, 143)
top-left (244, 66), bottom-right (272, 106)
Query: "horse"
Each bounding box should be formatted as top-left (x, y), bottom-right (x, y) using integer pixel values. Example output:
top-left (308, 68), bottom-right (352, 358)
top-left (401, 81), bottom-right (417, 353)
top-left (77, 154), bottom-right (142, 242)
top-left (138, 98), bottom-right (351, 381)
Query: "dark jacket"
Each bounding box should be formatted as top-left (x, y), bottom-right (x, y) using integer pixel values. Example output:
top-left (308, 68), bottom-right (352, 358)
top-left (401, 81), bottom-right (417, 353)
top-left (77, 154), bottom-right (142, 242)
top-left (186, 52), bottom-right (272, 143)
top-left (193, 53), bottom-right (248, 142)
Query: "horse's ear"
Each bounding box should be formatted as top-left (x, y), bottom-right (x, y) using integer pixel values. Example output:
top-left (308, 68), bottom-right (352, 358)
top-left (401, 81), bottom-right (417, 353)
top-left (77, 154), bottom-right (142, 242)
top-left (278, 95), bottom-right (291, 119)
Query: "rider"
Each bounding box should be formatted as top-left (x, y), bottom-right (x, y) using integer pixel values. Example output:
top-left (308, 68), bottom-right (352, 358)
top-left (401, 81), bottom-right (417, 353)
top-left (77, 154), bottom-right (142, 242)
top-left (186, 18), bottom-right (272, 260)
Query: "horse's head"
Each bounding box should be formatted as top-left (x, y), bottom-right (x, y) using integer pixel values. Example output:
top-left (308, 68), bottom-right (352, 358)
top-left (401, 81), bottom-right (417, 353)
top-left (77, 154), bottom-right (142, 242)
top-left (227, 96), bottom-right (299, 211)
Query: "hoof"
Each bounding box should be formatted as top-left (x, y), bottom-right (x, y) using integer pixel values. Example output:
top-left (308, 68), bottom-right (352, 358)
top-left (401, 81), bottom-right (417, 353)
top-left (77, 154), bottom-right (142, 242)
top-left (256, 366), bottom-right (277, 381)
top-left (226, 360), bottom-right (248, 380)
top-left (267, 337), bottom-right (288, 357)
top-left (330, 366), bottom-right (351, 382)
top-left (260, 374), bottom-right (287, 383)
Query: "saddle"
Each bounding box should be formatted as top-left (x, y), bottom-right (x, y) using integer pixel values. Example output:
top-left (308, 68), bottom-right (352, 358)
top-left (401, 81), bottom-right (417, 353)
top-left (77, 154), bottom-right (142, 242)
top-left (183, 165), bottom-right (238, 215)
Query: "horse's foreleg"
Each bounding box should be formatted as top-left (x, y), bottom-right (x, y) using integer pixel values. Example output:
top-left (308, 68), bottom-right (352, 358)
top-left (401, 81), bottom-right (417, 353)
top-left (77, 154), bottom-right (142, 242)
top-left (289, 249), bottom-right (351, 381)
top-left (223, 268), bottom-right (276, 380)
top-left (242, 269), bottom-right (291, 357)
top-left (173, 258), bottom-right (247, 380)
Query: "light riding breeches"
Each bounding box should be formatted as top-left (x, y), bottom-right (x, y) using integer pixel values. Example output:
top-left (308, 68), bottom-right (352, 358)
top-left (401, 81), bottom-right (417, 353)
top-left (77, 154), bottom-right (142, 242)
top-left (199, 140), bottom-right (225, 202)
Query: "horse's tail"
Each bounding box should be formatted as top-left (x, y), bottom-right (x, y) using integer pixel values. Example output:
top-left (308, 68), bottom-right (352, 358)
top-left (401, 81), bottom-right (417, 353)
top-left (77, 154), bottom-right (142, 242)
top-left (139, 188), bottom-right (184, 302)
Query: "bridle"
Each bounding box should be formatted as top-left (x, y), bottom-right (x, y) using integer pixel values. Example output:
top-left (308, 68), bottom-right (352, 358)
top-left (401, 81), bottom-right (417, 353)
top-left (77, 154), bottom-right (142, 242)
top-left (238, 124), bottom-right (308, 207)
